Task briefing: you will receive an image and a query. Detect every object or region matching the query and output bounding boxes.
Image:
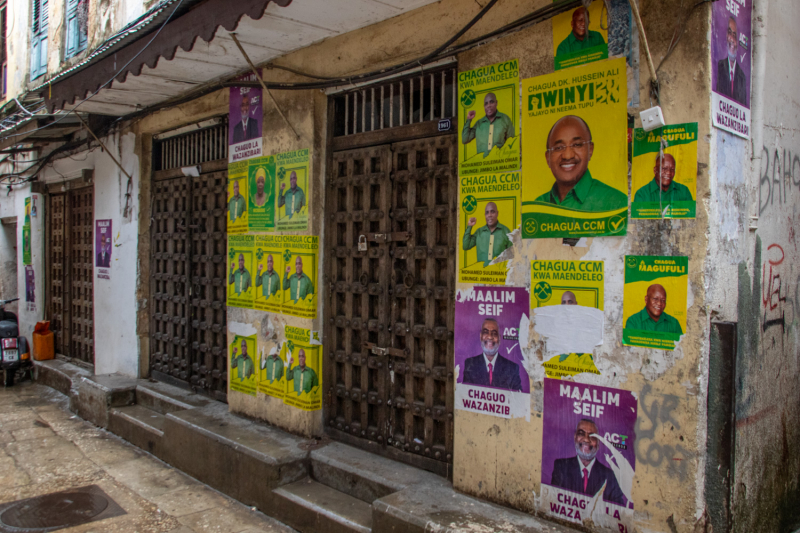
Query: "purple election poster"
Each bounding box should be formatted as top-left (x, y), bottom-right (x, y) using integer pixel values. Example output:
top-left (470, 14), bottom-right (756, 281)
top-left (540, 378), bottom-right (637, 529)
top-left (711, 0), bottom-right (751, 138)
top-left (454, 286), bottom-right (530, 419)
top-left (96, 219), bottom-right (112, 280)
top-left (229, 72), bottom-right (263, 163)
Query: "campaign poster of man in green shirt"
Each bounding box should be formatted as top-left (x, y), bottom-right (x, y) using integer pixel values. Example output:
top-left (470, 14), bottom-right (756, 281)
top-left (633, 153), bottom-right (694, 204)
top-left (463, 202), bottom-right (513, 267)
top-left (278, 171), bottom-right (306, 219)
top-left (286, 348), bottom-right (319, 396)
top-left (261, 349), bottom-right (284, 383)
top-left (230, 338), bottom-right (255, 381)
top-left (625, 284), bottom-right (684, 335)
top-left (256, 254), bottom-right (280, 299)
top-left (229, 253), bottom-right (252, 297)
top-left (535, 115), bottom-right (627, 212)
top-left (284, 256), bottom-right (314, 304)
top-left (229, 179), bottom-right (246, 222)
top-left (462, 93), bottom-right (515, 158)
top-left (556, 7), bottom-right (606, 57)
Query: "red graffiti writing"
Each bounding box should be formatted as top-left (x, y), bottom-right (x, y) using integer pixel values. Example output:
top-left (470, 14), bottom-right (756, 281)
top-left (762, 244), bottom-right (786, 311)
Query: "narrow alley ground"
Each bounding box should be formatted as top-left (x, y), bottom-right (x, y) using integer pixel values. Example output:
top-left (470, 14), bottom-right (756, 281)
top-left (0, 379), bottom-right (295, 533)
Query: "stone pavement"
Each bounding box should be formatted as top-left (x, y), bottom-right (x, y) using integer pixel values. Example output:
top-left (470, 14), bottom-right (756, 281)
top-left (0, 380), bottom-right (296, 533)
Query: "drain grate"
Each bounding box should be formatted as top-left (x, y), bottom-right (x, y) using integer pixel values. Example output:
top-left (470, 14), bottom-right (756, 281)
top-left (0, 485), bottom-right (126, 532)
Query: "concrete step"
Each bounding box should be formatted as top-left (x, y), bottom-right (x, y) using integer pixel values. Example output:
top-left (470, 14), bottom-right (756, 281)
top-left (311, 442), bottom-right (444, 503)
top-left (108, 404), bottom-right (166, 457)
top-left (273, 478), bottom-right (372, 533)
top-left (135, 379), bottom-right (211, 415)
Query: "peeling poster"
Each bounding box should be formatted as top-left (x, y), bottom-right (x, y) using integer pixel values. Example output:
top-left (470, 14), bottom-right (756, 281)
top-left (458, 172), bottom-right (520, 284)
top-left (622, 255), bottom-right (688, 350)
top-left (540, 378), bottom-right (636, 531)
top-left (455, 286), bottom-right (530, 420)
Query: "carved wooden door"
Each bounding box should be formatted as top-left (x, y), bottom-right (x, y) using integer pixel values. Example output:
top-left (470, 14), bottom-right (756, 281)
top-left (324, 136), bottom-right (456, 476)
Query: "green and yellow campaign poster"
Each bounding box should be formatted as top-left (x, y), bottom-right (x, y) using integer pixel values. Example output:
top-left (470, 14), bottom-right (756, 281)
top-left (279, 236), bottom-right (318, 319)
top-left (248, 155), bottom-right (276, 231)
top-left (552, 1), bottom-right (608, 70)
top-left (227, 162), bottom-right (249, 234)
top-left (22, 197), bottom-right (31, 265)
top-left (458, 59), bottom-right (520, 176)
top-left (258, 346), bottom-right (286, 399)
top-left (459, 172), bottom-right (520, 284)
top-left (253, 235), bottom-right (283, 313)
top-left (623, 255), bottom-right (688, 350)
top-left (631, 123), bottom-right (698, 219)
top-left (282, 326), bottom-right (322, 411)
top-left (521, 58), bottom-right (628, 239)
top-left (531, 260), bottom-right (603, 378)
top-left (229, 334), bottom-right (257, 396)
top-left (227, 235), bottom-right (255, 309)
top-left (276, 149), bottom-right (310, 232)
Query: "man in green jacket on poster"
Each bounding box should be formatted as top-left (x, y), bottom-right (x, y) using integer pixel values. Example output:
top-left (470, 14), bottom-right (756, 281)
top-left (229, 253), bottom-right (252, 296)
top-left (229, 179), bottom-right (246, 222)
top-left (230, 338), bottom-right (255, 381)
top-left (462, 93), bottom-right (515, 158)
top-left (261, 348), bottom-right (284, 383)
top-left (256, 254), bottom-right (281, 298)
top-left (625, 284), bottom-right (684, 335)
top-left (287, 348), bottom-right (319, 396)
top-left (556, 7), bottom-right (606, 56)
top-left (463, 202), bottom-right (513, 266)
top-left (633, 153), bottom-right (694, 204)
top-left (284, 256), bottom-right (314, 303)
top-left (278, 171), bottom-right (306, 219)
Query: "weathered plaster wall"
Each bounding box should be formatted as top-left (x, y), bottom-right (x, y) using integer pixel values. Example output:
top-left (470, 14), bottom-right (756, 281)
top-left (14, 187), bottom-right (44, 341)
top-left (39, 132), bottom-right (141, 377)
top-left (726, 1), bottom-right (800, 531)
top-left (7, 0), bottom-right (32, 95)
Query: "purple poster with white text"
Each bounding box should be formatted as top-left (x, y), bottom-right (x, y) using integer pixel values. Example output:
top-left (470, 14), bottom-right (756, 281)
top-left (711, 0), bottom-right (751, 138)
top-left (540, 378), bottom-right (637, 530)
top-left (229, 71), bottom-right (263, 163)
top-left (96, 219), bottom-right (112, 280)
top-left (454, 286), bottom-right (530, 419)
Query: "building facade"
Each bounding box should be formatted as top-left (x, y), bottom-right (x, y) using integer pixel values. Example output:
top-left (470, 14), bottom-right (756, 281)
top-left (0, 0), bottom-right (797, 532)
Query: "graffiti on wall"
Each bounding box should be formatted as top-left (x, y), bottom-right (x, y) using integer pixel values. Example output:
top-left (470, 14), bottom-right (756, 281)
top-left (634, 384), bottom-right (693, 482)
top-left (758, 145), bottom-right (800, 216)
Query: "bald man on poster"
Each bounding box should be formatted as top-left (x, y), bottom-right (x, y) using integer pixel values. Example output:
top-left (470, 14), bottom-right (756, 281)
top-left (556, 7), bottom-right (606, 57)
top-left (462, 202), bottom-right (513, 266)
top-left (462, 93), bottom-right (515, 158)
top-left (534, 115), bottom-right (627, 212)
top-left (633, 153), bottom-right (693, 204)
top-left (625, 284), bottom-right (683, 334)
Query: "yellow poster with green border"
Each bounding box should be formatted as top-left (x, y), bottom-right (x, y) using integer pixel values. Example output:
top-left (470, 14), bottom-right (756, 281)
top-left (458, 59), bottom-right (520, 176)
top-left (227, 234), bottom-right (255, 309)
top-left (227, 161), bottom-right (249, 234)
top-left (276, 149), bottom-right (311, 232)
top-left (552, 1), bottom-right (608, 71)
top-left (521, 58), bottom-right (628, 239)
top-left (282, 326), bottom-right (322, 411)
top-left (631, 123), bottom-right (698, 219)
top-left (278, 236), bottom-right (318, 319)
top-left (253, 235), bottom-right (283, 313)
top-left (459, 172), bottom-right (520, 284)
top-left (257, 345), bottom-right (286, 400)
top-left (247, 155), bottom-right (276, 231)
top-left (229, 334), bottom-right (257, 396)
top-left (531, 260), bottom-right (603, 378)
top-left (623, 255), bottom-right (688, 350)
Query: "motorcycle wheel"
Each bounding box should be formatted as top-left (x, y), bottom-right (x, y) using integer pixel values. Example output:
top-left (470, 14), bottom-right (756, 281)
top-left (3, 370), bottom-right (13, 387)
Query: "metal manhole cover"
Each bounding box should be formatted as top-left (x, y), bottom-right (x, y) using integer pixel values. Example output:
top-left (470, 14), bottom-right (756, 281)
top-left (0, 485), bottom-right (126, 532)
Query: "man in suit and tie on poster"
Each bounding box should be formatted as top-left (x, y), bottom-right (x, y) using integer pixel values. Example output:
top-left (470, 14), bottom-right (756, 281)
top-left (716, 16), bottom-right (747, 105)
top-left (462, 318), bottom-right (523, 391)
top-left (232, 95), bottom-right (259, 143)
top-left (96, 234), bottom-right (111, 267)
top-left (550, 418), bottom-right (627, 506)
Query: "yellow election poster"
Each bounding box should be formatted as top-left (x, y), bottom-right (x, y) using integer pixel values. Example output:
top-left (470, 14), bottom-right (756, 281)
top-left (229, 334), bottom-right (257, 396)
top-left (458, 59), bottom-right (520, 176)
top-left (227, 234), bottom-right (255, 309)
top-left (279, 236), bottom-right (318, 319)
top-left (276, 149), bottom-right (310, 232)
top-left (227, 161), bottom-right (249, 234)
top-left (258, 345), bottom-right (286, 400)
top-left (282, 326), bottom-right (322, 411)
top-left (247, 155), bottom-right (276, 232)
top-left (459, 172), bottom-right (520, 284)
top-left (254, 235), bottom-right (283, 313)
top-left (623, 255), bottom-right (688, 351)
top-left (521, 57), bottom-right (628, 239)
top-left (552, 1), bottom-right (608, 71)
top-left (631, 123), bottom-right (698, 219)
top-left (531, 260), bottom-right (603, 379)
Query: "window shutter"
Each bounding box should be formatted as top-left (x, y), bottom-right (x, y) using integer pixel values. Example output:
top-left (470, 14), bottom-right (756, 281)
top-left (30, 0), bottom-right (48, 79)
top-left (66, 0), bottom-right (77, 57)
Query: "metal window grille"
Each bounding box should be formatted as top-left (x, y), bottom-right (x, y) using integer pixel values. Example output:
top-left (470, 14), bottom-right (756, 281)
top-left (154, 118), bottom-right (229, 171)
top-left (333, 67), bottom-right (457, 137)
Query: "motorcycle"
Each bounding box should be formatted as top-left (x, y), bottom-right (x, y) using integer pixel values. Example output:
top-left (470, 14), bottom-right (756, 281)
top-left (0, 298), bottom-right (32, 387)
